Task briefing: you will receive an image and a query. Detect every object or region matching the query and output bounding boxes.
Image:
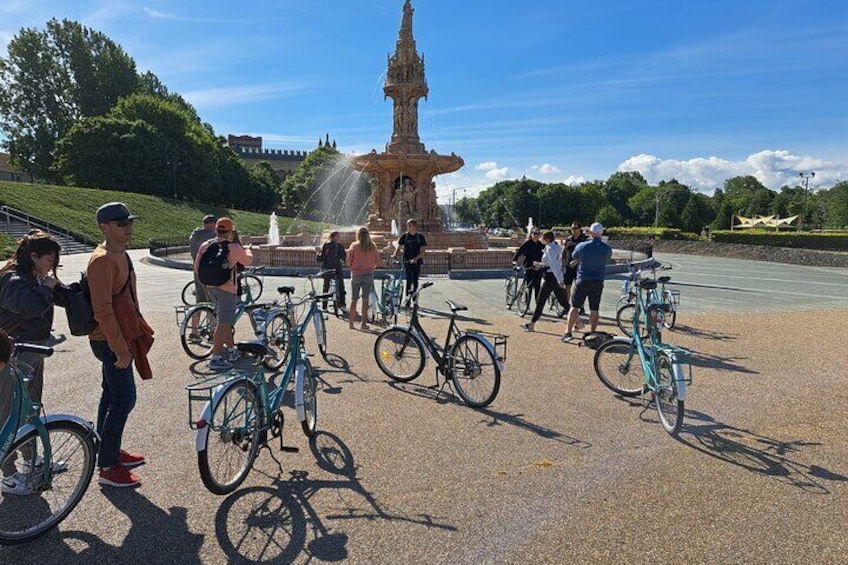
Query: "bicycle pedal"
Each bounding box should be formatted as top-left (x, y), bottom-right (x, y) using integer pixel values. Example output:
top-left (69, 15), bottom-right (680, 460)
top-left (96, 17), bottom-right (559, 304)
top-left (281, 446), bottom-right (300, 453)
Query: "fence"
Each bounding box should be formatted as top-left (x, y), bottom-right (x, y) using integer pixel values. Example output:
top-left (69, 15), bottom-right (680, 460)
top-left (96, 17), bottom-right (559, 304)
top-left (1, 205), bottom-right (98, 247)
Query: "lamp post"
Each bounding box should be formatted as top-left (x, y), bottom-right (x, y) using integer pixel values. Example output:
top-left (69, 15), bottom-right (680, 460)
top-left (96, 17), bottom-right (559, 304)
top-left (800, 171), bottom-right (815, 231)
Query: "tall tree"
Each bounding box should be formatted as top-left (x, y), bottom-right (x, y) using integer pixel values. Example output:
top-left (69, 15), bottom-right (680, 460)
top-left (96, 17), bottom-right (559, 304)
top-left (0, 19), bottom-right (139, 180)
top-left (603, 171), bottom-right (646, 224)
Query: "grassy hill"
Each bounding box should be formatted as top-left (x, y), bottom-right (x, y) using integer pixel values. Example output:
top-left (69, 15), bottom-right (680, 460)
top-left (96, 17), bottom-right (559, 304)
top-left (0, 233), bottom-right (15, 259)
top-left (1, 181), bottom-right (325, 249)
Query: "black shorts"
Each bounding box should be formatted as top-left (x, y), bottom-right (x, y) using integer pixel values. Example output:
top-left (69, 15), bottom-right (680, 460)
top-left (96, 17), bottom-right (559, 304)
top-left (572, 279), bottom-right (604, 311)
top-left (563, 267), bottom-right (578, 285)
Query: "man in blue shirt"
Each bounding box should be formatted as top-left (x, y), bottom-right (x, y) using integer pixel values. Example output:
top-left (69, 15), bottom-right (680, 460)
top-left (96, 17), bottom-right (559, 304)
top-left (562, 222), bottom-right (612, 341)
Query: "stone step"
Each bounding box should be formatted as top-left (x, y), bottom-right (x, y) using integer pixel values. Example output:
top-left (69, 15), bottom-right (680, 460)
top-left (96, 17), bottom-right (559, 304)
top-left (0, 216), bottom-right (95, 255)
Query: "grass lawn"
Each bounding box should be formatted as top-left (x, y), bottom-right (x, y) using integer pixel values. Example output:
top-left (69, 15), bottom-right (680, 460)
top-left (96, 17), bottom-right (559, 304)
top-left (0, 232), bottom-right (15, 260)
top-left (1, 181), bottom-right (326, 249)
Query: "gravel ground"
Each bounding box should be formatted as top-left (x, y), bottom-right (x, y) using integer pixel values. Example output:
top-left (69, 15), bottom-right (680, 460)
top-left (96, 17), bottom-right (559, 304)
top-left (0, 251), bottom-right (845, 564)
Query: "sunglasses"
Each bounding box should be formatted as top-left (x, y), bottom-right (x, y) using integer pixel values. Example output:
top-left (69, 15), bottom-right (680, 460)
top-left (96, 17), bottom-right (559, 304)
top-left (531, 231), bottom-right (541, 235)
top-left (113, 219), bottom-right (134, 227)
top-left (217, 229), bottom-right (231, 235)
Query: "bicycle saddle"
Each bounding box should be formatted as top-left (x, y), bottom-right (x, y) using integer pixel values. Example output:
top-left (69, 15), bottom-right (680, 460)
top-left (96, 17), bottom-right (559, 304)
top-left (639, 278), bottom-right (658, 290)
top-left (445, 299), bottom-right (468, 312)
top-left (236, 340), bottom-right (269, 357)
top-left (658, 276), bottom-right (671, 283)
top-left (379, 274), bottom-right (393, 281)
top-left (277, 286), bottom-right (295, 295)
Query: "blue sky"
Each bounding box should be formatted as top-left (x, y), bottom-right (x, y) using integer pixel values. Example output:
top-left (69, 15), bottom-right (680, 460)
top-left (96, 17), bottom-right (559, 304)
top-left (1, 0), bottom-right (846, 200)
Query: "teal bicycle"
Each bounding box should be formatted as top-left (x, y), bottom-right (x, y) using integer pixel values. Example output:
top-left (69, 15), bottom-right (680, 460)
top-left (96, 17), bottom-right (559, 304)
top-left (593, 275), bottom-right (692, 435)
top-left (0, 342), bottom-right (98, 545)
top-left (368, 260), bottom-right (405, 327)
top-left (186, 291), bottom-right (331, 495)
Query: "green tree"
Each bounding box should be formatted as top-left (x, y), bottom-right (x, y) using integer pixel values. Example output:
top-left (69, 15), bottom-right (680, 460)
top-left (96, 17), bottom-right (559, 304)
top-left (454, 196), bottom-right (481, 225)
top-left (824, 181), bottom-right (848, 228)
top-left (0, 19), bottom-right (139, 180)
top-left (680, 195), bottom-right (704, 233)
top-left (603, 171), bottom-right (646, 224)
top-left (596, 205), bottom-right (622, 228)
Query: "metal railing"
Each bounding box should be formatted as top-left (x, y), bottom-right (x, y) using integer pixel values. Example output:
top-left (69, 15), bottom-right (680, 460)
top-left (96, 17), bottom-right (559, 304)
top-left (0, 205), bottom-right (98, 247)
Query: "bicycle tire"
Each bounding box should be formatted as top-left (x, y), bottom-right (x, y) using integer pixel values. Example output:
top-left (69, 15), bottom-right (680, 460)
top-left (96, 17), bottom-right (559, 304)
top-left (181, 280), bottom-right (196, 305)
top-left (654, 352), bottom-right (684, 435)
top-left (663, 310), bottom-right (677, 330)
top-left (181, 305), bottom-right (216, 360)
top-left (593, 338), bottom-right (646, 397)
top-left (615, 303), bottom-right (648, 339)
top-left (313, 311), bottom-right (328, 360)
top-left (299, 358), bottom-right (318, 437)
top-left (504, 276), bottom-right (518, 308)
top-left (198, 380), bottom-right (263, 495)
top-left (549, 294), bottom-right (567, 318)
top-left (262, 312), bottom-right (292, 371)
top-left (517, 285), bottom-right (532, 317)
top-left (243, 274), bottom-right (263, 302)
top-left (448, 334), bottom-right (501, 408)
top-left (0, 420), bottom-right (97, 545)
top-left (373, 328), bottom-right (425, 382)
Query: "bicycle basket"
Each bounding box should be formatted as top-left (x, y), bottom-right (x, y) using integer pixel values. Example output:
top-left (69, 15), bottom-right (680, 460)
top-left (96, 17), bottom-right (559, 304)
top-left (465, 329), bottom-right (509, 363)
top-left (174, 304), bottom-right (190, 327)
top-left (185, 373), bottom-right (258, 431)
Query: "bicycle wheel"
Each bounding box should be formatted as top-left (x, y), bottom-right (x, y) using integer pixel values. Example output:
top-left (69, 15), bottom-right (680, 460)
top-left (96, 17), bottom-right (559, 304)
top-left (504, 276), bottom-right (518, 308)
top-left (313, 311), bottom-right (328, 360)
top-left (550, 293), bottom-right (567, 318)
top-left (448, 335), bottom-right (501, 408)
top-left (262, 312), bottom-right (292, 371)
top-left (198, 380), bottom-right (263, 495)
top-left (181, 281), bottom-right (196, 305)
top-left (662, 292), bottom-right (677, 329)
top-left (373, 328), bottom-right (425, 382)
top-left (181, 305), bottom-right (216, 360)
top-left (517, 285), bottom-right (532, 317)
top-left (0, 420), bottom-right (97, 545)
top-left (593, 338), bottom-right (646, 397)
top-left (243, 275), bottom-right (263, 302)
top-left (615, 304), bottom-right (647, 339)
top-left (299, 358), bottom-right (318, 437)
top-left (654, 352), bottom-right (684, 435)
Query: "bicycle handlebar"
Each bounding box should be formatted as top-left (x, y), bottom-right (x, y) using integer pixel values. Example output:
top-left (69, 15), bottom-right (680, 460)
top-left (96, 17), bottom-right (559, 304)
top-left (12, 342), bottom-right (54, 358)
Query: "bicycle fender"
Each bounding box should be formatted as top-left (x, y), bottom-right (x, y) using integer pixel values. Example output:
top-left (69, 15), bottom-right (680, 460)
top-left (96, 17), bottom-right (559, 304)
top-left (194, 382), bottom-right (229, 451)
top-left (463, 334), bottom-right (505, 373)
top-left (387, 324), bottom-right (430, 359)
top-left (672, 360), bottom-right (687, 401)
top-left (312, 311), bottom-right (325, 347)
top-left (294, 363), bottom-right (306, 422)
top-left (14, 414), bottom-right (100, 445)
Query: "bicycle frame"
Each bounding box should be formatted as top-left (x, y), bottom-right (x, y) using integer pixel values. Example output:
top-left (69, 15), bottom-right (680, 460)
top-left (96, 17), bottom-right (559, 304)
top-left (393, 285), bottom-right (462, 374)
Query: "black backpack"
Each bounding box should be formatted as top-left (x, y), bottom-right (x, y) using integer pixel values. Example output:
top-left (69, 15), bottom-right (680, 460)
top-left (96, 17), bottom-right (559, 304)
top-left (582, 331), bottom-right (615, 350)
top-left (197, 240), bottom-right (231, 286)
top-left (58, 274), bottom-right (97, 336)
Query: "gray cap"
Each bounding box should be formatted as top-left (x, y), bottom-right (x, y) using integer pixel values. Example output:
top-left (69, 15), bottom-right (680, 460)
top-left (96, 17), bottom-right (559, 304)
top-left (96, 202), bottom-right (140, 224)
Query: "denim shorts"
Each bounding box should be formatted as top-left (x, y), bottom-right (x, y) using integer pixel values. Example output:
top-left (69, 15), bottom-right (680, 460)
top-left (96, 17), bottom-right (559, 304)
top-left (208, 287), bottom-right (238, 325)
top-left (351, 274), bottom-right (374, 301)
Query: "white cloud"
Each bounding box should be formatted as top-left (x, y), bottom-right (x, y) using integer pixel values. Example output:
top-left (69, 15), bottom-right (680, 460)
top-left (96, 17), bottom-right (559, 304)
top-left (475, 161), bottom-right (498, 171)
top-left (183, 82), bottom-right (313, 109)
top-left (485, 167), bottom-right (510, 181)
top-left (618, 150), bottom-right (845, 192)
top-left (562, 175), bottom-right (585, 185)
top-left (538, 163), bottom-right (562, 174)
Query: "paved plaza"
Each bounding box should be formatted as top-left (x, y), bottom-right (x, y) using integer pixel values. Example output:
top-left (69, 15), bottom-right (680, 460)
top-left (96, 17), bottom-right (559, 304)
top-left (1, 250), bottom-right (846, 564)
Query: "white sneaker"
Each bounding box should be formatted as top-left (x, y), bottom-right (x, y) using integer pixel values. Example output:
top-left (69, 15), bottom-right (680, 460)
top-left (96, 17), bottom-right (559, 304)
top-left (1, 472), bottom-right (34, 496)
top-left (23, 455), bottom-right (68, 474)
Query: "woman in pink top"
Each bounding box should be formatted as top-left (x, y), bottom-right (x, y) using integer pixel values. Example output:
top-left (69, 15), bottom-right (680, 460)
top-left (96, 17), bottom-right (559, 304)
top-left (346, 226), bottom-right (380, 329)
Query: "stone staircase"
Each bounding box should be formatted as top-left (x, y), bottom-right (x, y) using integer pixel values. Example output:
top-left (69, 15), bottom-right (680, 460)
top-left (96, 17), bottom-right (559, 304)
top-left (0, 206), bottom-right (95, 255)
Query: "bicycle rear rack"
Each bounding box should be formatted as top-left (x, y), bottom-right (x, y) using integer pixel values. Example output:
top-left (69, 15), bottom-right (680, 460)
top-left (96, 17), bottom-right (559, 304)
top-left (185, 372), bottom-right (256, 431)
top-left (465, 329), bottom-right (509, 363)
top-left (660, 344), bottom-right (693, 385)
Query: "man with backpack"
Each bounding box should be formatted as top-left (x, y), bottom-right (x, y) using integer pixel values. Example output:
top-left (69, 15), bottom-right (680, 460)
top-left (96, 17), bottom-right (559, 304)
top-left (194, 217), bottom-right (252, 371)
top-left (188, 214), bottom-right (217, 305)
top-left (394, 219), bottom-right (426, 305)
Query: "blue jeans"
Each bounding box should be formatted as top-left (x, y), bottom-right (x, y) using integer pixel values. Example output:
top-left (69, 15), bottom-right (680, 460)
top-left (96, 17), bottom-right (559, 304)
top-left (90, 340), bottom-right (137, 469)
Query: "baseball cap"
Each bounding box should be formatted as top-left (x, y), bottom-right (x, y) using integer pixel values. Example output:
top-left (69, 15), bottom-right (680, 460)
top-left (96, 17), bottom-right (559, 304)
top-left (589, 222), bottom-right (604, 235)
top-left (202, 214), bottom-right (217, 225)
top-left (96, 202), bottom-right (139, 224)
top-left (216, 217), bottom-right (235, 232)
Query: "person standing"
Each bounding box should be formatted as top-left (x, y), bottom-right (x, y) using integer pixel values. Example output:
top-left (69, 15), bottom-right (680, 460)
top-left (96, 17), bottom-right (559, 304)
top-left (317, 231), bottom-right (347, 313)
top-left (188, 214), bottom-right (217, 304)
top-left (563, 222), bottom-right (589, 315)
top-left (512, 228), bottom-right (544, 307)
top-left (347, 227), bottom-right (380, 330)
top-left (394, 219), bottom-right (426, 305)
top-left (562, 222), bottom-right (613, 342)
top-left (520, 232), bottom-right (570, 332)
top-left (87, 202), bottom-right (147, 487)
top-left (0, 232), bottom-right (63, 495)
top-left (194, 218), bottom-right (253, 370)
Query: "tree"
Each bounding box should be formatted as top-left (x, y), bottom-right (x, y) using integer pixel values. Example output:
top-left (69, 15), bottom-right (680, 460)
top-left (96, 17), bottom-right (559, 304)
top-left (0, 19), bottom-right (139, 180)
top-left (603, 171), bottom-right (646, 224)
top-left (596, 205), bottom-right (622, 228)
top-left (454, 196), bottom-right (481, 225)
top-left (824, 181), bottom-right (848, 228)
top-left (680, 196), bottom-right (704, 233)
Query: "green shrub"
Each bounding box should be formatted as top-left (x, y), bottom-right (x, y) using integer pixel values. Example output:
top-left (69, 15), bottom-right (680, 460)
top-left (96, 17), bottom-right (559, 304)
top-left (711, 230), bottom-right (848, 250)
top-left (0, 233), bottom-right (17, 260)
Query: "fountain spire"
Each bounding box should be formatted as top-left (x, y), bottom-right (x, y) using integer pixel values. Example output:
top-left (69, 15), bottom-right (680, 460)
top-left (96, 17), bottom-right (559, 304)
top-left (385, 0), bottom-right (428, 154)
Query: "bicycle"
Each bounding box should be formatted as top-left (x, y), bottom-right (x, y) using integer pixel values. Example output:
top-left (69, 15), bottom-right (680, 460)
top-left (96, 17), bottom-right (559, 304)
top-left (186, 292), bottom-right (331, 495)
top-left (0, 342), bottom-right (98, 545)
top-left (373, 281), bottom-right (508, 408)
top-left (616, 264), bottom-right (679, 335)
top-left (504, 266), bottom-right (521, 309)
top-left (593, 276), bottom-right (692, 435)
top-left (180, 267), bottom-right (265, 306)
top-left (177, 278), bottom-right (264, 361)
top-left (368, 262), bottom-right (404, 327)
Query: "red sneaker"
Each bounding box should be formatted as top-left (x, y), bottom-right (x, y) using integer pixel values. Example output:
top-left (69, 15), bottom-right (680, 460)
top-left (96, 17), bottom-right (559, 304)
top-left (119, 449), bottom-right (146, 469)
top-left (98, 465), bottom-right (140, 488)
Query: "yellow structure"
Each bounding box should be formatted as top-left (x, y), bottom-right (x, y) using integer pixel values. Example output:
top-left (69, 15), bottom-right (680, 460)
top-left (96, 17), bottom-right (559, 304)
top-left (732, 214), bottom-right (799, 230)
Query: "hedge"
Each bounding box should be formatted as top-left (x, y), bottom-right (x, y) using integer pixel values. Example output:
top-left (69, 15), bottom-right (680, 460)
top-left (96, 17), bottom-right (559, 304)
top-left (561, 227), bottom-right (700, 241)
top-left (711, 230), bottom-right (848, 251)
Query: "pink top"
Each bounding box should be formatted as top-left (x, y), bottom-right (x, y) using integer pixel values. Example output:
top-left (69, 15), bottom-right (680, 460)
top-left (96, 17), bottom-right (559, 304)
top-left (194, 238), bottom-right (253, 294)
top-left (347, 242), bottom-right (379, 276)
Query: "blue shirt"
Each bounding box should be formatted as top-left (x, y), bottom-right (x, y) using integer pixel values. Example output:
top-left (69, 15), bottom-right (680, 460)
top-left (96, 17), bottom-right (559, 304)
top-left (573, 238), bottom-right (612, 281)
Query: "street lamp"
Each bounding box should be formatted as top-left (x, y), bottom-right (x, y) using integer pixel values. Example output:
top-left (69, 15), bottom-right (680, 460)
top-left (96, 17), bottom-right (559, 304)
top-left (800, 171), bottom-right (815, 231)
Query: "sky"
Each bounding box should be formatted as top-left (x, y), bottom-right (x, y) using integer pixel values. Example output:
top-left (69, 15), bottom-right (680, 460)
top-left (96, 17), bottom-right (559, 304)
top-left (1, 0), bottom-right (846, 202)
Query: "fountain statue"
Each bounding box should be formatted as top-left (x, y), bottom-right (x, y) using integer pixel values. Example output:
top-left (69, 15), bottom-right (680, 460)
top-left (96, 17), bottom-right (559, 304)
top-left (268, 211), bottom-right (280, 246)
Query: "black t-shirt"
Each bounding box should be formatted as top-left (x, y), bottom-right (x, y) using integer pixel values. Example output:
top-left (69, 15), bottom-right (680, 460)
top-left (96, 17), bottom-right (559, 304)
top-left (512, 239), bottom-right (544, 269)
top-left (399, 232), bottom-right (426, 264)
top-left (564, 233), bottom-right (589, 265)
